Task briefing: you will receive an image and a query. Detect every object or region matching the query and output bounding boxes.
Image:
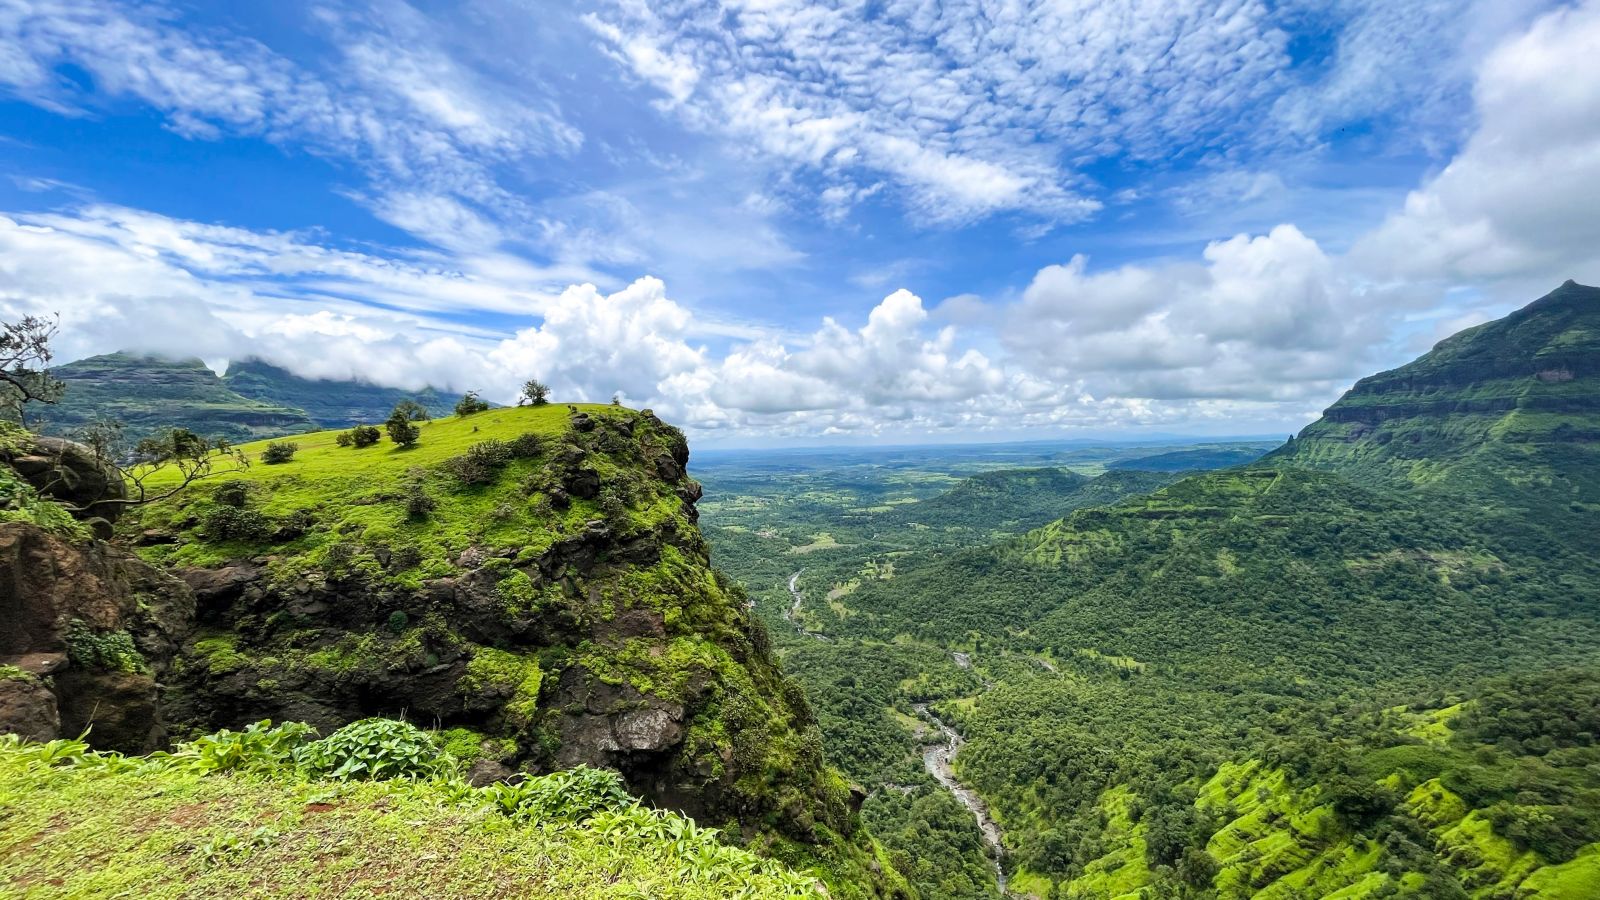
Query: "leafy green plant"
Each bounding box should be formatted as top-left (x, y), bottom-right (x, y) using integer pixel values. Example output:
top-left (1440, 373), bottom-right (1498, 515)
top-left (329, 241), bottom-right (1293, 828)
top-left (65, 620), bottom-right (146, 673)
top-left (172, 720), bottom-right (316, 775)
top-left (483, 765), bottom-right (632, 823)
top-left (293, 718), bottom-right (445, 781)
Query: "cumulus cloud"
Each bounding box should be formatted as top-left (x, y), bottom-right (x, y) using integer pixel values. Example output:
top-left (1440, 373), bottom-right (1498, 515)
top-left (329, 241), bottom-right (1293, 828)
top-left (1352, 0), bottom-right (1600, 288)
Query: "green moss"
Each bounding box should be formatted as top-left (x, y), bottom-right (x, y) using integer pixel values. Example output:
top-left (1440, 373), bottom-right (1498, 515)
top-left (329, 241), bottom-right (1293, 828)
top-left (459, 648), bottom-right (544, 725)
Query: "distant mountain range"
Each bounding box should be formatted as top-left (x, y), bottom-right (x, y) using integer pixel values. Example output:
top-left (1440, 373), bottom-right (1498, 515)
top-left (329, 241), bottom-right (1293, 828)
top-left (38, 353), bottom-right (462, 443)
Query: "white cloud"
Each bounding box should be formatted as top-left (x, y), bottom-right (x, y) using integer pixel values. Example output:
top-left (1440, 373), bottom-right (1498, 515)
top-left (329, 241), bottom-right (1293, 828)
top-left (0, 0), bottom-right (579, 250)
top-left (1352, 0), bottom-right (1600, 288)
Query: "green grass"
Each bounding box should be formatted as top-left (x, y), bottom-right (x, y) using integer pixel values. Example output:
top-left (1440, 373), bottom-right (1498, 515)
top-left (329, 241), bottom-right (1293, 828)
top-left (141, 404), bottom-right (604, 487)
top-left (0, 735), bottom-right (815, 899)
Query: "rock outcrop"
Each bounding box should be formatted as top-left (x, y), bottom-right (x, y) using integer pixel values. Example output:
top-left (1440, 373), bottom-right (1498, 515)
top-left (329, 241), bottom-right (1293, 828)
top-left (0, 521), bottom-right (195, 750)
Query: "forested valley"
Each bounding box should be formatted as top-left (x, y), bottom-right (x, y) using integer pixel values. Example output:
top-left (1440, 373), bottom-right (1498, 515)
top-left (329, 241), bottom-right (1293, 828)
top-left (699, 282), bottom-right (1600, 899)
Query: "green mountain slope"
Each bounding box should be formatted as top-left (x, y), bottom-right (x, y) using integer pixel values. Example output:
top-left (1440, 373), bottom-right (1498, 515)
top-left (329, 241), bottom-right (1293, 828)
top-left (1271, 280), bottom-right (1600, 547)
top-left (41, 353), bottom-right (316, 443)
top-left (223, 358), bottom-right (461, 428)
top-left (1109, 445), bottom-right (1272, 472)
top-left (889, 468), bottom-right (1178, 535)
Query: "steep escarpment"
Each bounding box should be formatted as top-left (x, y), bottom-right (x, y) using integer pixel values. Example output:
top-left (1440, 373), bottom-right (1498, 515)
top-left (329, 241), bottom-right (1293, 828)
top-left (44, 353), bottom-right (316, 443)
top-left (222, 357), bottom-right (460, 428)
top-left (118, 404), bottom-right (904, 893)
top-left (1272, 281), bottom-right (1600, 498)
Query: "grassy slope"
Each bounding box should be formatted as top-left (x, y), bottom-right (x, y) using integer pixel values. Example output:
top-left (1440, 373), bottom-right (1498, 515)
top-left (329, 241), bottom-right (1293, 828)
top-left (135, 404), bottom-right (618, 576)
top-left (0, 739), bottom-right (810, 899)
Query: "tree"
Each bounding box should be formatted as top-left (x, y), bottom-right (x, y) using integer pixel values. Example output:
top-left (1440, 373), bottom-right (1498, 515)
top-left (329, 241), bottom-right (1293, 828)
top-left (390, 399), bottom-right (430, 422)
top-left (73, 420), bottom-right (250, 510)
top-left (454, 390), bottom-right (490, 417)
top-left (0, 314), bottom-right (64, 426)
top-left (347, 424), bottom-right (381, 447)
top-left (385, 412), bottom-right (420, 448)
top-left (518, 379), bottom-right (550, 407)
top-left (261, 441), bottom-right (298, 464)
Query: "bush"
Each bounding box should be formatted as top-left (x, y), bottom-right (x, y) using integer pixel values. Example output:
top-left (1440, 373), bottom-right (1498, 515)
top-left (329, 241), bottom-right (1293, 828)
top-left (454, 390), bottom-right (491, 417)
top-left (447, 439), bottom-right (511, 486)
top-left (213, 480), bottom-right (252, 508)
top-left (177, 720), bottom-right (317, 774)
top-left (348, 424), bottom-right (381, 448)
top-left (506, 432), bottom-right (543, 458)
top-left (260, 441), bottom-right (298, 464)
top-left (403, 472), bottom-right (436, 519)
top-left (293, 718), bottom-right (444, 781)
top-left (334, 431), bottom-right (353, 448)
top-left (386, 415), bottom-right (421, 448)
top-left (65, 620), bottom-right (146, 673)
top-left (202, 504), bottom-right (272, 541)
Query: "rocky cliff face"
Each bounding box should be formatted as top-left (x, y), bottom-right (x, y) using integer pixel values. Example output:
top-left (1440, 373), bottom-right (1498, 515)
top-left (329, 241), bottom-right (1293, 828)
top-left (0, 522), bottom-right (194, 751)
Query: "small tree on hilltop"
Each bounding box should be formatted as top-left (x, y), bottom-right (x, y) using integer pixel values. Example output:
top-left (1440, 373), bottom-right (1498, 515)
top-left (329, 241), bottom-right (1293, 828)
top-left (518, 379), bottom-right (550, 407)
top-left (390, 399), bottom-right (430, 422)
top-left (385, 412), bottom-right (421, 448)
top-left (0, 314), bottom-right (64, 427)
top-left (454, 390), bottom-right (490, 417)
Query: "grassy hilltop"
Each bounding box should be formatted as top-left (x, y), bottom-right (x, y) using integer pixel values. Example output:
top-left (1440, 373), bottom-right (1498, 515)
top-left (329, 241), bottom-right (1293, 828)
top-left (110, 402), bottom-right (910, 897)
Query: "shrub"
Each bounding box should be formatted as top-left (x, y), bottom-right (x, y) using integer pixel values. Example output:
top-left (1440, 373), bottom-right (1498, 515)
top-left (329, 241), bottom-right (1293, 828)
top-left (403, 472), bottom-right (436, 519)
top-left (506, 432), bottom-right (543, 458)
top-left (447, 439), bottom-right (511, 486)
top-left (65, 620), bottom-right (146, 673)
top-left (260, 441), bottom-right (298, 464)
top-left (454, 390), bottom-right (491, 417)
top-left (334, 431), bottom-right (353, 448)
top-left (386, 414), bottom-right (421, 448)
top-left (202, 504), bottom-right (272, 541)
top-left (293, 718), bottom-right (444, 781)
top-left (348, 424), bottom-right (382, 448)
top-left (213, 480), bottom-right (252, 508)
top-left (176, 720), bottom-right (317, 774)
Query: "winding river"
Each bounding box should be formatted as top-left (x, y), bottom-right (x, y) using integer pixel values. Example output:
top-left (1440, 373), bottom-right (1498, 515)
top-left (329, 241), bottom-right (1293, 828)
top-left (783, 572), bottom-right (1006, 894)
top-left (915, 703), bottom-right (1009, 896)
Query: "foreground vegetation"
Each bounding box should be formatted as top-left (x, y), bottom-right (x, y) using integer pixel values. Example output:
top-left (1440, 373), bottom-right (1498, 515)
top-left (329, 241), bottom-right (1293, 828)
top-left (0, 719), bottom-right (819, 898)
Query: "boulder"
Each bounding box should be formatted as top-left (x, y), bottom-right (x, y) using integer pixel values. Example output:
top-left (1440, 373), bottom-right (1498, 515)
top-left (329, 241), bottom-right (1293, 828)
top-left (0, 669), bottom-right (59, 742)
top-left (5, 436), bottom-right (128, 525)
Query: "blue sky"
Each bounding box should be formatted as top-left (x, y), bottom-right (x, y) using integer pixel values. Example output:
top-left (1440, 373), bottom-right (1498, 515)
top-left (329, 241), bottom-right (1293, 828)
top-left (2, 0), bottom-right (1599, 445)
